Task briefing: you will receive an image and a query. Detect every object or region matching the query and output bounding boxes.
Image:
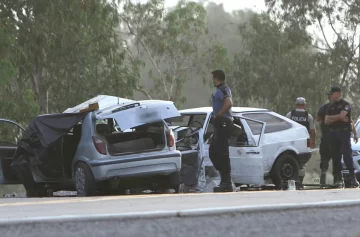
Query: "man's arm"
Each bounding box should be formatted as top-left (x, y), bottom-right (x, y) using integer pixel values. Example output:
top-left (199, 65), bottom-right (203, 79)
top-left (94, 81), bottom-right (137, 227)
top-left (216, 86), bottom-right (233, 117)
top-left (308, 115), bottom-right (316, 149)
top-left (325, 104), bottom-right (350, 124)
top-left (316, 106), bottom-right (324, 123)
top-left (217, 97), bottom-right (233, 117)
top-left (352, 120), bottom-right (358, 144)
top-left (325, 114), bottom-right (342, 124)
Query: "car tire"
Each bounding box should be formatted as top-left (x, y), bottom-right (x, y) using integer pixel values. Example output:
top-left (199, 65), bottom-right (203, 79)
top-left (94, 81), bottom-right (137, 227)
top-left (75, 162), bottom-right (98, 197)
top-left (271, 153), bottom-right (300, 189)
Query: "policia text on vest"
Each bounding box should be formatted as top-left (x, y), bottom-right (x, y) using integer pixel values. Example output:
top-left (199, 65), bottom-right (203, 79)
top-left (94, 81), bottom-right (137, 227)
top-left (290, 110), bottom-right (310, 130)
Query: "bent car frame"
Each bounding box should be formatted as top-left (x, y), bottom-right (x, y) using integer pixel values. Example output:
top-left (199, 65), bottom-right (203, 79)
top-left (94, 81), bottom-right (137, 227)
top-left (0, 95), bottom-right (184, 197)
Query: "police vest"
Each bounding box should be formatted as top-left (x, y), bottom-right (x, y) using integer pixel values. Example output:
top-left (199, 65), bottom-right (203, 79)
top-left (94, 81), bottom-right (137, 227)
top-left (290, 110), bottom-right (310, 131)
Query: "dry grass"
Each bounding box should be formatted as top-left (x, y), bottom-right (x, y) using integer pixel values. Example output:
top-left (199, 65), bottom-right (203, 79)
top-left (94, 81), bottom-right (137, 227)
top-left (0, 185), bottom-right (25, 197)
top-left (303, 150), bottom-right (334, 184)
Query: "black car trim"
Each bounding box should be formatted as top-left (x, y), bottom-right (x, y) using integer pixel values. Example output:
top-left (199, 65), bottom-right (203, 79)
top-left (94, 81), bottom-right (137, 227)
top-left (89, 153), bottom-right (181, 167)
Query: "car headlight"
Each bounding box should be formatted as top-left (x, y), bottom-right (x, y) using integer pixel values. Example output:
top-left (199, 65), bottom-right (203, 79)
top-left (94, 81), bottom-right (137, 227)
top-left (352, 150), bottom-right (360, 156)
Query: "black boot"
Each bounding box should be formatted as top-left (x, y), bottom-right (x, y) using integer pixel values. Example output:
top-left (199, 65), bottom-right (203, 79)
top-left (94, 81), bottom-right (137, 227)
top-left (333, 172), bottom-right (345, 189)
top-left (349, 170), bottom-right (360, 188)
top-left (213, 173), bottom-right (235, 192)
top-left (320, 169), bottom-right (327, 185)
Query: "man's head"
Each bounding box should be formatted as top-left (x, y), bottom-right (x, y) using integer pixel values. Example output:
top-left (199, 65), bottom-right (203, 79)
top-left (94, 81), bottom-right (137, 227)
top-left (327, 93), bottom-right (331, 102)
top-left (295, 97), bottom-right (306, 109)
top-left (327, 86), bottom-right (342, 102)
top-left (211, 69), bottom-right (225, 87)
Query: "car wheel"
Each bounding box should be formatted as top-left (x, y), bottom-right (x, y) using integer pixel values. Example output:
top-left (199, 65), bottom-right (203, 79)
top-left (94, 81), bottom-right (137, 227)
top-left (271, 153), bottom-right (300, 189)
top-left (75, 162), bottom-right (97, 197)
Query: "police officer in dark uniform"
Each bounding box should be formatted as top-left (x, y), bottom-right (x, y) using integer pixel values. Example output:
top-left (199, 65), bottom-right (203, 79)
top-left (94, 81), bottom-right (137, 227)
top-left (209, 69), bottom-right (235, 192)
top-left (316, 94), bottom-right (332, 185)
top-left (325, 86), bottom-right (359, 188)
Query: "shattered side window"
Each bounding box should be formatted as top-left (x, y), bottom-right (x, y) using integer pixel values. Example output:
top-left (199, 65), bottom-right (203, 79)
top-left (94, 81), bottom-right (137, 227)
top-left (0, 121), bottom-right (23, 146)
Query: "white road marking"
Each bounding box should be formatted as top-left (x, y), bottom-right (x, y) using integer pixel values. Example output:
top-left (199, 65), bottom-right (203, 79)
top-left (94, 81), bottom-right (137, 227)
top-left (1, 198), bottom-right (360, 225)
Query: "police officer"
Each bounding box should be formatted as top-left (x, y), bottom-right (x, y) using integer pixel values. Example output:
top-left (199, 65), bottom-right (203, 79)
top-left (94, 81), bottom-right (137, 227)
top-left (316, 94), bottom-right (332, 185)
top-left (325, 86), bottom-right (359, 188)
top-left (286, 97), bottom-right (316, 184)
top-left (209, 69), bottom-right (234, 192)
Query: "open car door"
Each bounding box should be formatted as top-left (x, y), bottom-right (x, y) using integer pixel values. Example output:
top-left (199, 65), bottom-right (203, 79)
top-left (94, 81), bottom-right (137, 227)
top-left (0, 119), bottom-right (25, 184)
top-left (229, 115), bottom-right (266, 185)
top-left (203, 115), bottom-right (266, 186)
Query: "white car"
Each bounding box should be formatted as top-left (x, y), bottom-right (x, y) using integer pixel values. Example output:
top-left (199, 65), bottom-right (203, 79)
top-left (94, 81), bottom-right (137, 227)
top-left (342, 118), bottom-right (360, 186)
top-left (167, 107), bottom-right (312, 188)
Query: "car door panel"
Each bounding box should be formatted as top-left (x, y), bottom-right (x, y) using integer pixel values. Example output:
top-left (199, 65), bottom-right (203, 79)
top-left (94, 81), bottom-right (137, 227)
top-left (0, 119), bottom-right (25, 184)
top-left (229, 116), bottom-right (265, 185)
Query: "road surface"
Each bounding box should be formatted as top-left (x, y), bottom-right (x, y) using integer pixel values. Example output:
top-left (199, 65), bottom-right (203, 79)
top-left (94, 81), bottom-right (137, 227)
top-left (1, 189), bottom-right (360, 237)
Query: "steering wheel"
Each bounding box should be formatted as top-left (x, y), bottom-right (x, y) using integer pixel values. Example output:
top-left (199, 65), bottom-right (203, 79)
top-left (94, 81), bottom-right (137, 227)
top-left (188, 121), bottom-right (203, 132)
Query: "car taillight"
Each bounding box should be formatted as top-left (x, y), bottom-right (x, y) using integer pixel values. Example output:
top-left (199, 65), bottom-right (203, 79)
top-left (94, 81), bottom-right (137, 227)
top-left (92, 136), bottom-right (107, 155)
top-left (307, 139), bottom-right (310, 148)
top-left (166, 130), bottom-right (175, 147)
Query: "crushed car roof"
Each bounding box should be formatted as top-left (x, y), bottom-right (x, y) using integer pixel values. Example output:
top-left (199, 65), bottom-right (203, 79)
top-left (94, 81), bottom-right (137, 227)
top-left (63, 95), bottom-right (134, 113)
top-left (179, 107), bottom-right (269, 114)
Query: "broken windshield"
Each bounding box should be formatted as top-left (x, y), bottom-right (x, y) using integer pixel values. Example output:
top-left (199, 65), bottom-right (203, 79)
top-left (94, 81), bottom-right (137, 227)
top-left (166, 113), bottom-right (207, 129)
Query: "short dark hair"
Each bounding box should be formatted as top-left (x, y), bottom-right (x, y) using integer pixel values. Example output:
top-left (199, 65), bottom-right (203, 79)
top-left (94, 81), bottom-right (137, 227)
top-left (212, 69), bottom-right (225, 81)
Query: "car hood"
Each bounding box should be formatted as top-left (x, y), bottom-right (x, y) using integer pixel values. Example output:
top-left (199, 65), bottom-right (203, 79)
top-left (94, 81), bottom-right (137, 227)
top-left (96, 100), bottom-right (181, 131)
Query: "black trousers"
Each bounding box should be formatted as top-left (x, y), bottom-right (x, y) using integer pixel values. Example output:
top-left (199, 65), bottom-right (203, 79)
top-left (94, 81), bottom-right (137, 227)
top-left (329, 130), bottom-right (354, 176)
top-left (319, 135), bottom-right (332, 171)
top-left (209, 117), bottom-right (233, 183)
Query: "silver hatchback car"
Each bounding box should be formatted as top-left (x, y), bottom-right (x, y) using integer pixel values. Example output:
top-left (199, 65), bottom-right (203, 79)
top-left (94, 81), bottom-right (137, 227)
top-left (1, 96), bottom-right (182, 197)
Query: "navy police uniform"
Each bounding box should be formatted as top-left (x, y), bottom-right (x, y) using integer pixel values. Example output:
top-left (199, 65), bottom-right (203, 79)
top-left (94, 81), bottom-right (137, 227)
top-left (326, 97), bottom-right (358, 188)
top-left (317, 102), bottom-right (332, 184)
top-left (209, 82), bottom-right (234, 191)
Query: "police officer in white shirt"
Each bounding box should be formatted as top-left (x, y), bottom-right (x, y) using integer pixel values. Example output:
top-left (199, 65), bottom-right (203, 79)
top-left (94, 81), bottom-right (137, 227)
top-left (286, 97), bottom-right (316, 184)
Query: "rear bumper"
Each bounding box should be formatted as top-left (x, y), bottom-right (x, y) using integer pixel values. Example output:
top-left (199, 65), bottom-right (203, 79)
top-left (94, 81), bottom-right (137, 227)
top-left (88, 151), bottom-right (182, 181)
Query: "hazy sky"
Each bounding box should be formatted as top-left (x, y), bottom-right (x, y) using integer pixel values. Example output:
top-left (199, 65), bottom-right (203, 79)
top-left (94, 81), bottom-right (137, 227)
top-left (164, 0), bottom-right (267, 12)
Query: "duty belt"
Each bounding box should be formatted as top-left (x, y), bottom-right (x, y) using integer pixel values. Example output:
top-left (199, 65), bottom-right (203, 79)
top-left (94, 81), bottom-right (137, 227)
top-left (329, 127), bottom-right (350, 132)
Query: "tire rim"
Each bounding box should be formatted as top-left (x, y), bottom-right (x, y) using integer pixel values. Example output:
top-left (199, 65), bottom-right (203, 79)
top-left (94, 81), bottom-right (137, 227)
top-left (75, 167), bottom-right (86, 195)
top-left (280, 162), bottom-right (294, 179)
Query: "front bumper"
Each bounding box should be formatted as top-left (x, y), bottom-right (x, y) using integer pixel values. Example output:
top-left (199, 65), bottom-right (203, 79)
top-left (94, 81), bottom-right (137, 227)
top-left (88, 151), bottom-right (182, 181)
top-left (341, 154), bottom-right (360, 180)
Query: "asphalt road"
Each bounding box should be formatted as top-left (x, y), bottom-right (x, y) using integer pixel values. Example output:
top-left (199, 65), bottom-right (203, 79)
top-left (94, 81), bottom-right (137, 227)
top-left (1, 189), bottom-right (360, 220)
top-left (1, 189), bottom-right (360, 237)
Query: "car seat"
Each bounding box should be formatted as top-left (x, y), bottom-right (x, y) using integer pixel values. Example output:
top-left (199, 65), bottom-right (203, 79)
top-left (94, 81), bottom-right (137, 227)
top-left (96, 124), bottom-right (112, 136)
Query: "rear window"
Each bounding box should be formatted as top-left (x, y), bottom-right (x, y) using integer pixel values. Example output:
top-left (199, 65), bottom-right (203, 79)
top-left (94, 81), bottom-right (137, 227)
top-left (242, 113), bottom-right (292, 134)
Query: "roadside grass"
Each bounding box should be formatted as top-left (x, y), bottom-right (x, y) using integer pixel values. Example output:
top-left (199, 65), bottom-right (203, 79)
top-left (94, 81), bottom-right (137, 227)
top-left (303, 149), bottom-right (334, 184)
top-left (0, 184), bottom-right (25, 197)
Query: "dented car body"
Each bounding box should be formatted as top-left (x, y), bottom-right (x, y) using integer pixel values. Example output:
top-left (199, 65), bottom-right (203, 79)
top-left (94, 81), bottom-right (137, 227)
top-left (0, 95), bottom-right (183, 197)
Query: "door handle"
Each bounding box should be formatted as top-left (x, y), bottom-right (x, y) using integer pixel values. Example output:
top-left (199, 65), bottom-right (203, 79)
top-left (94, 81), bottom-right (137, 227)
top-left (246, 151), bottom-right (260, 154)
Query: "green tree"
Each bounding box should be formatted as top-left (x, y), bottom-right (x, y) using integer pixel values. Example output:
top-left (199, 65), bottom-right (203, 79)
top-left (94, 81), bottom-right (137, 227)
top-left (0, 0), bottom-right (135, 123)
top-left (265, 0), bottom-right (360, 116)
top-left (231, 13), bottom-right (333, 115)
top-left (118, 0), bottom-right (230, 105)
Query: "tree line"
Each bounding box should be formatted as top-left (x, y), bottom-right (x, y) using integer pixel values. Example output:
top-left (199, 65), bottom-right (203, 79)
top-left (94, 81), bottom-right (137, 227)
top-left (1, 0), bottom-right (359, 125)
